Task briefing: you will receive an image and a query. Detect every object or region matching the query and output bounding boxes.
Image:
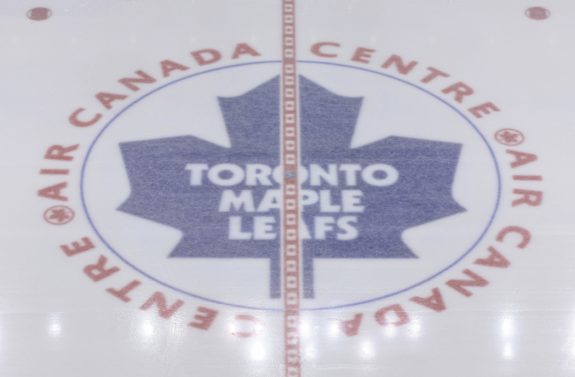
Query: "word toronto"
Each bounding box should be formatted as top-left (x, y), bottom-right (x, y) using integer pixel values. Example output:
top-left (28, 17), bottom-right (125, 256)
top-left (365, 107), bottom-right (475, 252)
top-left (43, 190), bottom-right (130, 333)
top-left (187, 162), bottom-right (397, 240)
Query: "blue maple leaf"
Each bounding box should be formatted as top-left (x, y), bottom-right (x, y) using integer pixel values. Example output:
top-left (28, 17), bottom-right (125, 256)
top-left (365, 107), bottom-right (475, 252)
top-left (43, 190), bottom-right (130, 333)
top-left (118, 76), bottom-right (465, 299)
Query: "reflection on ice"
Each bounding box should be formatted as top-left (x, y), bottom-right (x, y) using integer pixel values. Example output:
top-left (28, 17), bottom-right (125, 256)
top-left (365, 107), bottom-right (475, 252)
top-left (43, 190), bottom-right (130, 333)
top-left (304, 344), bottom-right (317, 360)
top-left (250, 342), bottom-right (267, 361)
top-left (383, 325), bottom-right (397, 339)
top-left (327, 320), bottom-right (340, 339)
top-left (139, 317), bottom-right (156, 338)
top-left (47, 314), bottom-right (62, 338)
top-left (501, 315), bottom-right (515, 338)
top-left (408, 319), bottom-right (422, 339)
top-left (503, 342), bottom-right (514, 360)
top-left (360, 340), bottom-right (375, 359)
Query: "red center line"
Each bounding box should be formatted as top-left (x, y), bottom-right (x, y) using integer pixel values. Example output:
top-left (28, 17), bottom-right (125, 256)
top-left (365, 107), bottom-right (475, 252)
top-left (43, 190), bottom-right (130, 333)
top-left (281, 0), bottom-right (302, 376)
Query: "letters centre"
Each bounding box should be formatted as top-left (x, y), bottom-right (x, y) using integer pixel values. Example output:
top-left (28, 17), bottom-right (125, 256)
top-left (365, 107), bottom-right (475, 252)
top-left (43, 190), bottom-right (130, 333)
top-left (185, 163), bottom-right (400, 241)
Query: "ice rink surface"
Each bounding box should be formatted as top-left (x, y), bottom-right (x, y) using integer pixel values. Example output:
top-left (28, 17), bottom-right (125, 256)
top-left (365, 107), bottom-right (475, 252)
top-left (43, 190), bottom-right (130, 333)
top-left (1, 1), bottom-right (575, 376)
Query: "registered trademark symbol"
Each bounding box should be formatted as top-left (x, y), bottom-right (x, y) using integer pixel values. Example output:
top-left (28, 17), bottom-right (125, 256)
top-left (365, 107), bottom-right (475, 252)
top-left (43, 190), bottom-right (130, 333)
top-left (26, 7), bottom-right (52, 21)
top-left (525, 6), bottom-right (550, 20)
top-left (43, 205), bottom-right (75, 225)
top-left (495, 128), bottom-right (525, 146)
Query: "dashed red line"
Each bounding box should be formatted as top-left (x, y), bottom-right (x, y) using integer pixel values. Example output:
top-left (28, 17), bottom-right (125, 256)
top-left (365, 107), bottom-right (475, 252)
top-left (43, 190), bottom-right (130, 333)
top-left (281, 0), bottom-right (302, 376)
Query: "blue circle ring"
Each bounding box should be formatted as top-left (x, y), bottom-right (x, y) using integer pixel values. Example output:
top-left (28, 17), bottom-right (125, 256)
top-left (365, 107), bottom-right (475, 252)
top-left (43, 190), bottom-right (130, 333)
top-left (80, 60), bottom-right (502, 311)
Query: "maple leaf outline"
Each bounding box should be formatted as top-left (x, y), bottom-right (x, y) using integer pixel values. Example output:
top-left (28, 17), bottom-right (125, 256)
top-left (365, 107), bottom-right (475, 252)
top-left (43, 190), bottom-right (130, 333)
top-left (118, 75), bottom-right (465, 299)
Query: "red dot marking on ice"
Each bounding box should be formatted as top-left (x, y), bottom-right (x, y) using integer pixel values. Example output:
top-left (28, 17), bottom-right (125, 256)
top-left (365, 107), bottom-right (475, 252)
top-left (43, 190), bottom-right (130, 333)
top-left (494, 128), bottom-right (525, 146)
top-left (43, 205), bottom-right (75, 225)
top-left (27, 7), bottom-right (52, 21)
top-left (525, 6), bottom-right (550, 20)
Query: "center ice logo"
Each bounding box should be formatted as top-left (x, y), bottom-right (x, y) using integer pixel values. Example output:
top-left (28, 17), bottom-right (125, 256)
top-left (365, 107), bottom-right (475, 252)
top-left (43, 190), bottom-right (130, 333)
top-left (119, 76), bottom-right (464, 298)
